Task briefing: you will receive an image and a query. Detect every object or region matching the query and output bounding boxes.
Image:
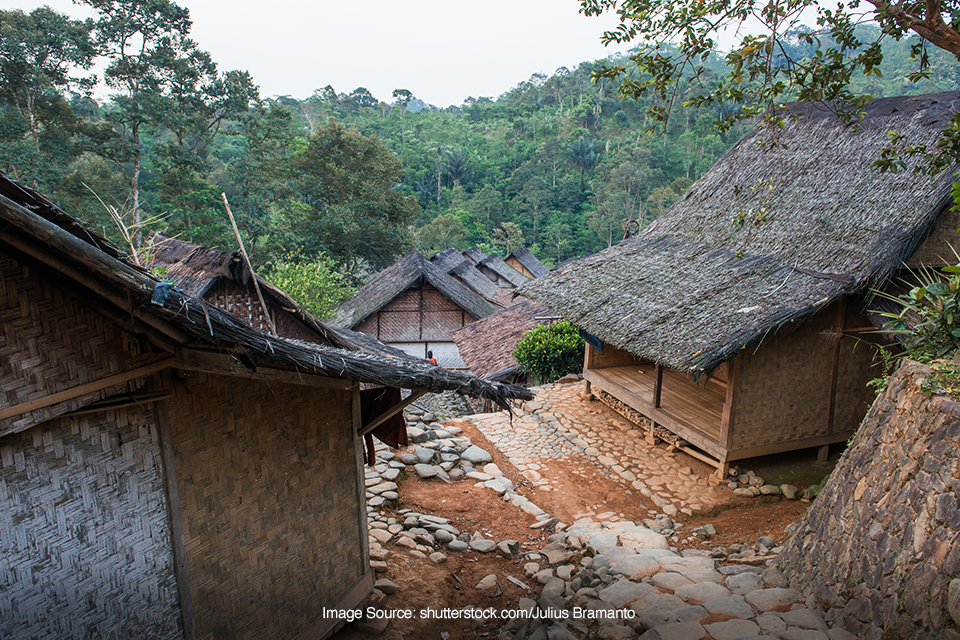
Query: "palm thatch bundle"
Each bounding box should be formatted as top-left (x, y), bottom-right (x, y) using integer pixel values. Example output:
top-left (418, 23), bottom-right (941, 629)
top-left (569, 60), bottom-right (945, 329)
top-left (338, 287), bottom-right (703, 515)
top-left (333, 250), bottom-right (501, 329)
top-left (520, 92), bottom-right (959, 375)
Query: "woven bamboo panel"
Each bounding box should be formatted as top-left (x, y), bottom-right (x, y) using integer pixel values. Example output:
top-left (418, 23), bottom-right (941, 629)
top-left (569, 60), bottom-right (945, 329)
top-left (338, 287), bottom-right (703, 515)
top-left (0, 255), bottom-right (165, 437)
top-left (422, 285), bottom-right (459, 312)
top-left (377, 311), bottom-right (420, 341)
top-left (0, 407), bottom-right (181, 639)
top-left (354, 315), bottom-right (378, 338)
top-left (380, 288), bottom-right (419, 312)
top-left (426, 342), bottom-right (466, 368)
top-left (729, 304), bottom-right (838, 450)
top-left (421, 310), bottom-right (466, 341)
top-left (834, 308), bottom-right (882, 434)
top-left (906, 206), bottom-right (960, 267)
top-left (167, 373), bottom-right (363, 640)
top-left (206, 279), bottom-right (275, 334)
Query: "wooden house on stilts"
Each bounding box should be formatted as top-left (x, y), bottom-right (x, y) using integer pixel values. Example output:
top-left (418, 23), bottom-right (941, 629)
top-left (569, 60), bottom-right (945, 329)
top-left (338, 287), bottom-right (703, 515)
top-left (0, 174), bottom-right (528, 639)
top-left (519, 92), bottom-right (960, 476)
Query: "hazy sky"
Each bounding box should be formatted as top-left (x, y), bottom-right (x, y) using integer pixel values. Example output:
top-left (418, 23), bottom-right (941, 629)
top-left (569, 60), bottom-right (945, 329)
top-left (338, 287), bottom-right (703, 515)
top-left (1, 0), bottom-right (633, 107)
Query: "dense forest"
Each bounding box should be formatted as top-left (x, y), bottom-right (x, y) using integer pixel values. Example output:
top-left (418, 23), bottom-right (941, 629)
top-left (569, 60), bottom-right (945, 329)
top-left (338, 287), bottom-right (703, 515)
top-left (2, 1), bottom-right (957, 298)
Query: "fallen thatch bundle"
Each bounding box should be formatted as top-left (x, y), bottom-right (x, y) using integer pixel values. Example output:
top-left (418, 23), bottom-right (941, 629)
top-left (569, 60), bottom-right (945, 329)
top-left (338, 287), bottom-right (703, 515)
top-left (520, 92), bottom-right (960, 375)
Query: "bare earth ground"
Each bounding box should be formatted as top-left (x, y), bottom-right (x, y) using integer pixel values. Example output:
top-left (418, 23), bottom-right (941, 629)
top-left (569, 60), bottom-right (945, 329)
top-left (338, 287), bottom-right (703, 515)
top-left (333, 415), bottom-right (811, 640)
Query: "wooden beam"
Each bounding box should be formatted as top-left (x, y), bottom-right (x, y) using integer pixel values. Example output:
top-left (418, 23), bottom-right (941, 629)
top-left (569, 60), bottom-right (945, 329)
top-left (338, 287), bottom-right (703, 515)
top-left (720, 358), bottom-right (738, 450)
top-left (0, 358), bottom-right (175, 421)
top-left (358, 389), bottom-right (427, 437)
top-left (174, 348), bottom-right (351, 390)
top-left (653, 364), bottom-right (664, 408)
top-left (725, 431), bottom-right (853, 461)
top-left (826, 298), bottom-right (846, 434)
top-left (59, 391), bottom-right (172, 418)
top-left (351, 384), bottom-right (371, 582)
top-left (154, 389), bottom-right (196, 640)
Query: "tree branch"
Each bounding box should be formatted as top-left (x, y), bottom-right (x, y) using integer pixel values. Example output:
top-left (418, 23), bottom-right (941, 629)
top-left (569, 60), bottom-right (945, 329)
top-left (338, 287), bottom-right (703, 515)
top-left (866, 0), bottom-right (960, 54)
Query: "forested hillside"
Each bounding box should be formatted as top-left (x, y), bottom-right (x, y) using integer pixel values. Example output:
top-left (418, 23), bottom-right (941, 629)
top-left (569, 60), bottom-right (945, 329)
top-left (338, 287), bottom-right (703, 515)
top-left (2, 1), bottom-right (956, 287)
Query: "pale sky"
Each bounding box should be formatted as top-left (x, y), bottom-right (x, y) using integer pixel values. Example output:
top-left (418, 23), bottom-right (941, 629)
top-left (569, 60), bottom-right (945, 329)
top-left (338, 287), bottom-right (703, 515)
top-left (1, 0), bottom-right (633, 107)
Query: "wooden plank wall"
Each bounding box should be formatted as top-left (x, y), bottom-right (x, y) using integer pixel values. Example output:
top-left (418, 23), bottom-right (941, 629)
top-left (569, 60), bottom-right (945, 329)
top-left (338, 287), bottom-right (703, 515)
top-left (0, 406), bottom-right (183, 639)
top-left (0, 254), bottom-right (167, 437)
top-left (165, 372), bottom-right (365, 640)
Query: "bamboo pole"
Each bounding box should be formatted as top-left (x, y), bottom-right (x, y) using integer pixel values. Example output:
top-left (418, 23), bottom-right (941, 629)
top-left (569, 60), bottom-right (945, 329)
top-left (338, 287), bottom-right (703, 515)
top-left (221, 193), bottom-right (277, 337)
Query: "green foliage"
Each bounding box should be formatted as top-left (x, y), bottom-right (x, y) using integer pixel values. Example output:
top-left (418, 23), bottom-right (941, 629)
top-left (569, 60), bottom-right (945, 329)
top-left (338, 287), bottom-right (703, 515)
top-left (290, 118), bottom-right (418, 270)
top-left (513, 321), bottom-right (586, 383)
top-left (878, 263), bottom-right (960, 363)
top-left (580, 0), bottom-right (960, 169)
top-left (920, 361), bottom-right (960, 398)
top-left (263, 253), bottom-right (355, 320)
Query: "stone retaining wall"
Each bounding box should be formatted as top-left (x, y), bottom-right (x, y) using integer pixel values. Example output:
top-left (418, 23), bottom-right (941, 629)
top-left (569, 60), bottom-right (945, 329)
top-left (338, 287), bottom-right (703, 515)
top-left (777, 360), bottom-right (960, 640)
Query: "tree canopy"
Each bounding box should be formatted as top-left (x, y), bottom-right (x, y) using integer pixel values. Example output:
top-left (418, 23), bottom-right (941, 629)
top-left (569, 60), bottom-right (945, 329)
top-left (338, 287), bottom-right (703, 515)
top-left (580, 0), bottom-right (960, 169)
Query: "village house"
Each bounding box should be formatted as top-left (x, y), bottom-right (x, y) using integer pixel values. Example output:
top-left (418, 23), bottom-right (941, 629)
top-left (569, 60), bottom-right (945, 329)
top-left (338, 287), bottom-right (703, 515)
top-left (333, 250), bottom-right (502, 368)
top-left (519, 91), bottom-right (960, 476)
top-left (0, 174), bottom-right (528, 639)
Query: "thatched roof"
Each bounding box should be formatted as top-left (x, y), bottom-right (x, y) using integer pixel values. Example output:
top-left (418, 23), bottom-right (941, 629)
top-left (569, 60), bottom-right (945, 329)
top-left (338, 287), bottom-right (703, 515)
top-left (0, 173), bottom-right (532, 407)
top-left (508, 246), bottom-right (550, 278)
top-left (451, 300), bottom-right (553, 380)
top-left (147, 233), bottom-right (412, 359)
top-left (333, 250), bottom-right (502, 329)
top-left (519, 92), bottom-right (960, 375)
top-left (464, 246), bottom-right (529, 287)
top-left (430, 248), bottom-right (501, 300)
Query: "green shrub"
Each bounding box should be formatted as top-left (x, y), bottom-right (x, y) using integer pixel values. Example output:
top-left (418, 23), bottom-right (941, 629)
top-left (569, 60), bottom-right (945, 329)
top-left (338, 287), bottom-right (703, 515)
top-left (513, 321), bottom-right (585, 383)
top-left (264, 253), bottom-right (355, 320)
top-left (878, 262), bottom-right (960, 363)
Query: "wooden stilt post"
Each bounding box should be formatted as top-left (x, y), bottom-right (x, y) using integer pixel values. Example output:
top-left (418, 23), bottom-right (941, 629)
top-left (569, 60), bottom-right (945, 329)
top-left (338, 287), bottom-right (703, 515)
top-left (817, 444), bottom-right (830, 463)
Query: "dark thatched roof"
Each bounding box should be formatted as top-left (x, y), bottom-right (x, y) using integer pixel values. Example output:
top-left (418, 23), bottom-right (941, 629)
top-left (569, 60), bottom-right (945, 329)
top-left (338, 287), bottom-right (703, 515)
top-left (451, 300), bottom-right (553, 380)
top-left (0, 173), bottom-right (532, 407)
top-left (147, 233), bottom-right (412, 360)
top-left (333, 250), bottom-right (502, 329)
top-left (519, 92), bottom-right (960, 375)
top-left (464, 246), bottom-right (529, 287)
top-left (508, 246), bottom-right (550, 278)
top-left (430, 248), bottom-right (501, 300)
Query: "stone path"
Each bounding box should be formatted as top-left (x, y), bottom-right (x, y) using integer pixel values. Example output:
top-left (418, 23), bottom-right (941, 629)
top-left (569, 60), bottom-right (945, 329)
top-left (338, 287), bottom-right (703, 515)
top-left (468, 382), bottom-right (728, 518)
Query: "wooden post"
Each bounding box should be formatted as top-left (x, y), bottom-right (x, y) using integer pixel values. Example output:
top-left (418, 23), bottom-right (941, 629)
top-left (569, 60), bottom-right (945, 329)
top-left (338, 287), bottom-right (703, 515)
top-left (222, 193), bottom-right (277, 337)
top-left (582, 344), bottom-right (594, 400)
top-left (817, 444), bottom-right (830, 463)
top-left (154, 383), bottom-right (196, 640)
top-left (653, 364), bottom-right (663, 408)
top-left (826, 298), bottom-right (846, 434)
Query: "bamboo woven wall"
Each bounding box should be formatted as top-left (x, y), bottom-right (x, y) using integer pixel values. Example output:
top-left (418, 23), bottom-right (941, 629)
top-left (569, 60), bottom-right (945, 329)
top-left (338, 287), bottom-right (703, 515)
top-left (905, 203), bottom-right (959, 267)
top-left (834, 305), bottom-right (883, 435)
top-left (0, 254), bottom-right (167, 438)
top-left (370, 285), bottom-right (472, 344)
top-left (0, 406), bottom-right (182, 639)
top-left (166, 372), bottom-right (364, 640)
top-left (729, 300), bottom-right (855, 452)
top-left (204, 280), bottom-right (320, 344)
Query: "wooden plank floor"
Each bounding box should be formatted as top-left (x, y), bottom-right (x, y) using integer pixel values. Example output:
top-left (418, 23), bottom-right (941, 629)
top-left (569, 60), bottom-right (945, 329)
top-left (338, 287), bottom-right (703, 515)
top-left (591, 365), bottom-right (725, 448)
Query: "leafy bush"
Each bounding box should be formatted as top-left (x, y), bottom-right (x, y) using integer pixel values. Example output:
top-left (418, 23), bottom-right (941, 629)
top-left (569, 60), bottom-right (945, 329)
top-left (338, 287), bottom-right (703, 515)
top-left (264, 253), bottom-right (355, 320)
top-left (513, 321), bottom-right (585, 383)
top-left (878, 262), bottom-right (960, 363)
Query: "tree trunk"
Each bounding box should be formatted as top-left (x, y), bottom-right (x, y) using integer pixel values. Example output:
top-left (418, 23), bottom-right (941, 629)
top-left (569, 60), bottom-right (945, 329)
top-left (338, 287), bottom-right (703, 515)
top-left (131, 123), bottom-right (142, 249)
